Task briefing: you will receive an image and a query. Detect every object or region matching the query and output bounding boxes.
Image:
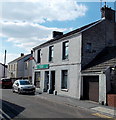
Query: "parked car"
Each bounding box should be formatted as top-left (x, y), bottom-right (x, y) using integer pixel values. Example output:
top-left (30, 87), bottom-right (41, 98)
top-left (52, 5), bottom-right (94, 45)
top-left (12, 79), bottom-right (35, 94)
top-left (0, 78), bottom-right (12, 88)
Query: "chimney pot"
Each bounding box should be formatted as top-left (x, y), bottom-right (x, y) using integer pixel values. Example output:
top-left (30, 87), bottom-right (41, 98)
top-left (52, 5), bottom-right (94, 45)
top-left (21, 53), bottom-right (24, 57)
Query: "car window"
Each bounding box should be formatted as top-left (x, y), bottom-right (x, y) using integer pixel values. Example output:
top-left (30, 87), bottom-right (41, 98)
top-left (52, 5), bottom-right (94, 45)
top-left (2, 79), bottom-right (11, 82)
top-left (19, 81), bottom-right (31, 85)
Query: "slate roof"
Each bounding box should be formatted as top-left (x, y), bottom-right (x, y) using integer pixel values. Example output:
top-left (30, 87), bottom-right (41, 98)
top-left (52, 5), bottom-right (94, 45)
top-left (82, 46), bottom-right (116, 73)
top-left (8, 54), bottom-right (31, 64)
top-left (33, 19), bottom-right (104, 50)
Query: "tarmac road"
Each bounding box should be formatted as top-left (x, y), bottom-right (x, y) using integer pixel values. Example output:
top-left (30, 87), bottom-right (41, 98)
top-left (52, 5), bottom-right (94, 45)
top-left (1, 89), bottom-right (107, 119)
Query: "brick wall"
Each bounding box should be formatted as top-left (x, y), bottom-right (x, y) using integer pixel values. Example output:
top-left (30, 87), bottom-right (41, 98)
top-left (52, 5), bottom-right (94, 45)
top-left (107, 94), bottom-right (116, 107)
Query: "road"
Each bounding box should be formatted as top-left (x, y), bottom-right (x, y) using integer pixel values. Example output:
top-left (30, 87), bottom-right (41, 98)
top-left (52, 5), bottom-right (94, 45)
top-left (1, 89), bottom-right (102, 119)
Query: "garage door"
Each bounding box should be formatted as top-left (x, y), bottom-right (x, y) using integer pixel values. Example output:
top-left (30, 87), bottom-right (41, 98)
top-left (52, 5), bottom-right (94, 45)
top-left (83, 76), bottom-right (99, 102)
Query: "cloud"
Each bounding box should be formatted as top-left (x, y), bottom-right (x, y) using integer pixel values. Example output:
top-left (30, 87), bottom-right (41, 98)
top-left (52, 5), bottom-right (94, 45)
top-left (1, 0), bottom-right (87, 22)
top-left (1, 21), bottom-right (67, 52)
top-left (0, 0), bottom-right (88, 64)
top-left (0, 52), bottom-right (19, 64)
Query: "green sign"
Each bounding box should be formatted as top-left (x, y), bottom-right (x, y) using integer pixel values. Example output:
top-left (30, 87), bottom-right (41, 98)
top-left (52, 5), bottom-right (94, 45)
top-left (35, 64), bottom-right (49, 69)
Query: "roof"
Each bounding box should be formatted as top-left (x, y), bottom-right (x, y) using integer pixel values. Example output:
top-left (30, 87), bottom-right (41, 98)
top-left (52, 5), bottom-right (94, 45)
top-left (0, 63), bottom-right (7, 68)
top-left (8, 54), bottom-right (31, 64)
top-left (82, 46), bottom-right (116, 73)
top-left (33, 19), bottom-right (104, 50)
top-left (24, 56), bottom-right (33, 62)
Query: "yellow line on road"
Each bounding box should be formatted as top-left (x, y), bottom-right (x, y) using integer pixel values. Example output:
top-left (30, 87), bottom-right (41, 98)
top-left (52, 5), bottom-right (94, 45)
top-left (92, 113), bottom-right (115, 119)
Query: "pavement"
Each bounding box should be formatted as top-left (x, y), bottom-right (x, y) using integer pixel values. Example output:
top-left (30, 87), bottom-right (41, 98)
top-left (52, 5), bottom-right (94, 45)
top-left (36, 89), bottom-right (116, 119)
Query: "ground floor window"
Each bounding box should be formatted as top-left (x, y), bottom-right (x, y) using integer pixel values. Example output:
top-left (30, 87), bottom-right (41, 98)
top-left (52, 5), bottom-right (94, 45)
top-left (34, 72), bottom-right (41, 88)
top-left (61, 70), bottom-right (68, 89)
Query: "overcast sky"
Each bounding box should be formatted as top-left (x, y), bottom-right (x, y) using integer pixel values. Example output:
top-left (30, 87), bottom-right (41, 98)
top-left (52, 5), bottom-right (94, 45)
top-left (0, 0), bottom-right (115, 64)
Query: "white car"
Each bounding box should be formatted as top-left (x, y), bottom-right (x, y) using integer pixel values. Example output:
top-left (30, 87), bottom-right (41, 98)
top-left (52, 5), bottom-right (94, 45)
top-left (12, 79), bottom-right (35, 94)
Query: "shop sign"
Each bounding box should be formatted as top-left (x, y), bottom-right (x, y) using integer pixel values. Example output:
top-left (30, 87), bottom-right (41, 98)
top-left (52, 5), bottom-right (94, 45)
top-left (35, 64), bottom-right (49, 69)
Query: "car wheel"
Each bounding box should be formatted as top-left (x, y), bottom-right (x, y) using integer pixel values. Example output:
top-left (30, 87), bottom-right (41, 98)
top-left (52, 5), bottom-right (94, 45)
top-left (18, 88), bottom-right (21, 94)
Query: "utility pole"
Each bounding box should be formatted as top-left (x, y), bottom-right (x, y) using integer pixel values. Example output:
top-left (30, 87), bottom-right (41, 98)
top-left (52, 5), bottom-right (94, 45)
top-left (4, 50), bottom-right (6, 78)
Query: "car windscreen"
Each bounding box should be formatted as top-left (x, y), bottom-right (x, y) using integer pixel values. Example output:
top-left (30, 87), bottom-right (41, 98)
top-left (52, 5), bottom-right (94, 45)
top-left (19, 81), bottom-right (31, 85)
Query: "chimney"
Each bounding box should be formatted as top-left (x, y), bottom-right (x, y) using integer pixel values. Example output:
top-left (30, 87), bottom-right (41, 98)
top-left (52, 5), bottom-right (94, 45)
top-left (53, 31), bottom-right (63, 39)
top-left (31, 50), bottom-right (33, 54)
top-left (21, 53), bottom-right (24, 57)
top-left (101, 5), bottom-right (115, 22)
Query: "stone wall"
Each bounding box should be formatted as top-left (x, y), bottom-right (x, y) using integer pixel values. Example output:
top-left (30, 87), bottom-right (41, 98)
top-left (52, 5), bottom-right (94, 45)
top-left (81, 20), bottom-right (115, 67)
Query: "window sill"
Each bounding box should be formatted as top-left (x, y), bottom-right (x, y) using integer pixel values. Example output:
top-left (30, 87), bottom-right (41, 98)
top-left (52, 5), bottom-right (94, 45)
top-left (61, 89), bottom-right (68, 92)
top-left (62, 59), bottom-right (69, 62)
top-left (49, 61), bottom-right (53, 63)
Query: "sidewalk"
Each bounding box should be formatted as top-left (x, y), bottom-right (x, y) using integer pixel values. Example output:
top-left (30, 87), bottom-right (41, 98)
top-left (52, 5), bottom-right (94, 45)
top-left (36, 90), bottom-right (116, 118)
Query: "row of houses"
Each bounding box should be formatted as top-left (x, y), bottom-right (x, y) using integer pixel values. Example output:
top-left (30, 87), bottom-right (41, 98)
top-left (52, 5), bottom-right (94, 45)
top-left (7, 5), bottom-right (116, 105)
top-left (7, 53), bottom-right (33, 82)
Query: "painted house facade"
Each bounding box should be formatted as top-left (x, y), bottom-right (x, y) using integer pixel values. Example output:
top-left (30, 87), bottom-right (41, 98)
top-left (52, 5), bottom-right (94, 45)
top-left (8, 53), bottom-right (32, 81)
top-left (24, 56), bottom-right (33, 83)
top-left (32, 6), bottom-right (116, 104)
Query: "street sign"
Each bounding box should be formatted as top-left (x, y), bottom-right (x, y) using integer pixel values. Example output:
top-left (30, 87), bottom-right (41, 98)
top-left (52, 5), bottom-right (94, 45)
top-left (35, 64), bottom-right (49, 69)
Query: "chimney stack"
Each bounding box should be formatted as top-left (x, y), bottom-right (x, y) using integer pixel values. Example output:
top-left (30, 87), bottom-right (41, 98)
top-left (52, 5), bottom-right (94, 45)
top-left (31, 50), bottom-right (33, 54)
top-left (53, 31), bottom-right (63, 39)
top-left (101, 5), bottom-right (115, 22)
top-left (21, 53), bottom-right (24, 57)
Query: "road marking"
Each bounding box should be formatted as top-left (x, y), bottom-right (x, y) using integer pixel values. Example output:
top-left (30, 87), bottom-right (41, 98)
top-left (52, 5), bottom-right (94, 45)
top-left (92, 113), bottom-right (113, 119)
top-left (0, 108), bottom-right (11, 120)
top-left (91, 106), bottom-right (116, 116)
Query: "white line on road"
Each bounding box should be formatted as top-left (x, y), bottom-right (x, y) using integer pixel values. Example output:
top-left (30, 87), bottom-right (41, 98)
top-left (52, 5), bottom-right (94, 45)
top-left (91, 106), bottom-right (116, 116)
top-left (0, 108), bottom-right (11, 120)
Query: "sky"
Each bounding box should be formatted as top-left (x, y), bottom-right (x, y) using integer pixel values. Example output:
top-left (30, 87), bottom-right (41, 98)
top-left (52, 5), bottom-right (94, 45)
top-left (0, 0), bottom-right (115, 64)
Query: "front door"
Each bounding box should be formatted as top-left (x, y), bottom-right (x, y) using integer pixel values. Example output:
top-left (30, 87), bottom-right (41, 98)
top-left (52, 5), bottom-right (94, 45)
top-left (44, 71), bottom-right (49, 92)
top-left (51, 71), bottom-right (55, 94)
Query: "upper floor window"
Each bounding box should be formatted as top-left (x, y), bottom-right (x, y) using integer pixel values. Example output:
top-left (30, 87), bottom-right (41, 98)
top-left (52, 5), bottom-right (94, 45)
top-left (25, 62), bottom-right (28, 70)
top-left (11, 65), bottom-right (13, 71)
top-left (14, 64), bottom-right (15, 71)
top-left (62, 41), bottom-right (69, 60)
top-left (37, 50), bottom-right (41, 63)
top-left (8, 65), bottom-right (10, 71)
top-left (49, 46), bottom-right (54, 62)
top-left (86, 43), bottom-right (92, 52)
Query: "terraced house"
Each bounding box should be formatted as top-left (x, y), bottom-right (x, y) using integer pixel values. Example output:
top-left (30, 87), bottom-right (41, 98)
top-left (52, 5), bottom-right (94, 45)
top-left (32, 5), bottom-right (116, 105)
top-left (8, 53), bottom-right (33, 82)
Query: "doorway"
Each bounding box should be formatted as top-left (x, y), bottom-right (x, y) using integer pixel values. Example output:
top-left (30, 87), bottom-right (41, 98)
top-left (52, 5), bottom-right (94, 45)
top-left (83, 76), bottom-right (99, 102)
top-left (44, 71), bottom-right (49, 92)
top-left (51, 71), bottom-right (55, 94)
